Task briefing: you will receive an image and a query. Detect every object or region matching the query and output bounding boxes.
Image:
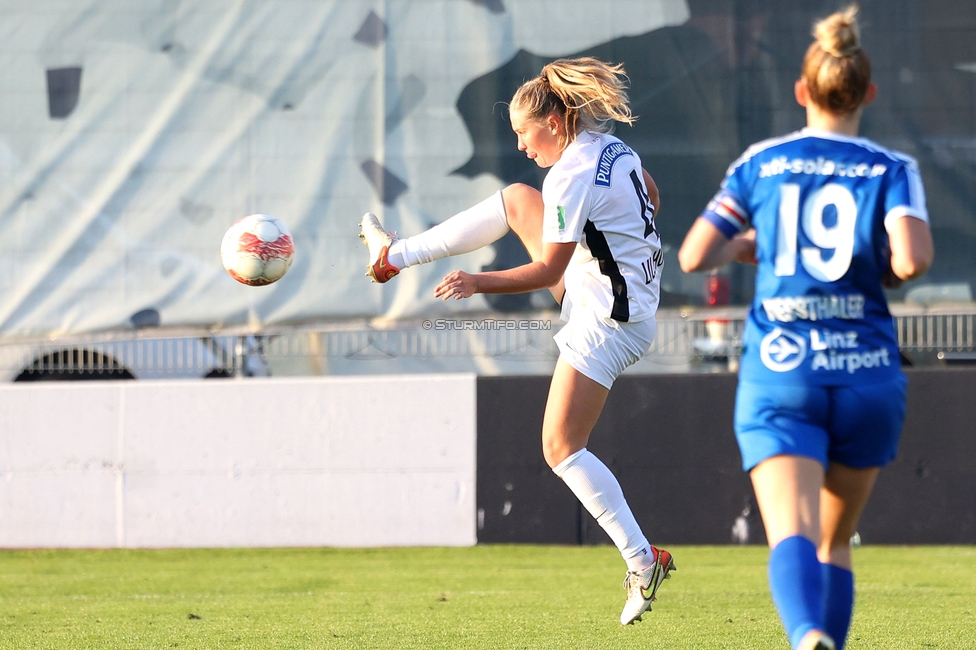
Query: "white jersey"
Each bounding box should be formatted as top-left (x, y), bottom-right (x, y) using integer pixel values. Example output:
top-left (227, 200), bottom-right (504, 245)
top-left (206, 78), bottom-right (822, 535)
top-left (542, 131), bottom-right (663, 323)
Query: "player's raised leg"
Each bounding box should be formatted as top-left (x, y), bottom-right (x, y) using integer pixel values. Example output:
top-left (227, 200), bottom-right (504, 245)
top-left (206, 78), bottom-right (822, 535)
top-left (359, 183), bottom-right (566, 301)
top-left (359, 190), bottom-right (510, 283)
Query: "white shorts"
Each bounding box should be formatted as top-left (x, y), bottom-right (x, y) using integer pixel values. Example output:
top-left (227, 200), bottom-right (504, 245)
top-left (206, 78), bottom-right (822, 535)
top-left (553, 305), bottom-right (657, 389)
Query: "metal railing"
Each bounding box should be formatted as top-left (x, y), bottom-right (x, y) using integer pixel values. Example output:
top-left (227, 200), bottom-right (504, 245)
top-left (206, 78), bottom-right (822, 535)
top-left (3, 304), bottom-right (975, 380)
top-left (892, 310), bottom-right (976, 353)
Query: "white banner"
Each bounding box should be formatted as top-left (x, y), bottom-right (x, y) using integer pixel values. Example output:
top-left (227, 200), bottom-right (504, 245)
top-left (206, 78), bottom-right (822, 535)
top-left (0, 0), bottom-right (688, 336)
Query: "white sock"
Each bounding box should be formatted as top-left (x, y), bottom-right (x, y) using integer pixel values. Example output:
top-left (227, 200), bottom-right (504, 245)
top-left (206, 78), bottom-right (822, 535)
top-left (387, 191), bottom-right (509, 269)
top-left (553, 448), bottom-right (653, 571)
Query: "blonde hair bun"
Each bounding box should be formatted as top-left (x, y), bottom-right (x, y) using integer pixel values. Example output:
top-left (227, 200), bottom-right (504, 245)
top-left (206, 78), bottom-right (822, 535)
top-left (802, 4), bottom-right (871, 114)
top-left (814, 4), bottom-right (861, 58)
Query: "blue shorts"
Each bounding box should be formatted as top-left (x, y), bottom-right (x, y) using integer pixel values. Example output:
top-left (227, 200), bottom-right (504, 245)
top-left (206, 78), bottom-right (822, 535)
top-left (734, 373), bottom-right (907, 471)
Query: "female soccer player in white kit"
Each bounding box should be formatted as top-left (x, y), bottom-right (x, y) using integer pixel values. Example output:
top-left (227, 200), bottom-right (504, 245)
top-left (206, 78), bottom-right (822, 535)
top-left (359, 57), bottom-right (674, 625)
top-left (679, 6), bottom-right (933, 650)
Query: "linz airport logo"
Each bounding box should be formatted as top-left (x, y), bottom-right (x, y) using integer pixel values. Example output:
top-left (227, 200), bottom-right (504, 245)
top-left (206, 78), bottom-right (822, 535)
top-left (760, 327), bottom-right (807, 372)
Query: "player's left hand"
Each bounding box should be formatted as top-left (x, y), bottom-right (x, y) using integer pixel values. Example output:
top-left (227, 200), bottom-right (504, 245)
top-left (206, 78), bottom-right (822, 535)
top-left (435, 270), bottom-right (477, 300)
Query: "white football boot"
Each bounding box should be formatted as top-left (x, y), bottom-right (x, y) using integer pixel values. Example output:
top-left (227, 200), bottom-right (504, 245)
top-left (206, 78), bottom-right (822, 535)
top-left (620, 546), bottom-right (676, 625)
top-left (798, 631), bottom-right (836, 650)
top-left (359, 212), bottom-right (400, 283)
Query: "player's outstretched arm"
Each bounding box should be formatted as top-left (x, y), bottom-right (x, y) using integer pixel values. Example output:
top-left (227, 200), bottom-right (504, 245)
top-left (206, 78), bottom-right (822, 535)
top-left (886, 216), bottom-right (934, 282)
top-left (434, 241), bottom-right (576, 300)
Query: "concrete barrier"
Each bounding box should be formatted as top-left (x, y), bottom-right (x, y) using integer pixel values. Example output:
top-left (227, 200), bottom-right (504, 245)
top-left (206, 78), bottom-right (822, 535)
top-left (0, 375), bottom-right (477, 548)
top-left (3, 367), bottom-right (970, 548)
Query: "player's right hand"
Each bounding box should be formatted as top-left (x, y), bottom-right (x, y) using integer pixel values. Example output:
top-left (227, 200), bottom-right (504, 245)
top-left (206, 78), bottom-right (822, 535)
top-left (435, 270), bottom-right (477, 300)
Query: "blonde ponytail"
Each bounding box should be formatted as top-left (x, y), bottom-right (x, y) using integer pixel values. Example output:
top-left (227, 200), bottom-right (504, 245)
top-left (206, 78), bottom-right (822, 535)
top-left (511, 57), bottom-right (634, 149)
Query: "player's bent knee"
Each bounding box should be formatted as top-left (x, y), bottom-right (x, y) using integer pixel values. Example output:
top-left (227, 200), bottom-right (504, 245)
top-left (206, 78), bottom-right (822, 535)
top-left (503, 182), bottom-right (538, 199)
top-left (501, 184), bottom-right (542, 227)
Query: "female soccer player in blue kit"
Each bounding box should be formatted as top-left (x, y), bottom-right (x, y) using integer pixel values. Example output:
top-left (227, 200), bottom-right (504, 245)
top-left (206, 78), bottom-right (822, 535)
top-left (360, 57), bottom-right (674, 625)
top-left (678, 6), bottom-right (933, 650)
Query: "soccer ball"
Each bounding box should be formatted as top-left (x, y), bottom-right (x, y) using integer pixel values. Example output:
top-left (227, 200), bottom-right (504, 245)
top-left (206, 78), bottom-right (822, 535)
top-left (220, 214), bottom-right (294, 286)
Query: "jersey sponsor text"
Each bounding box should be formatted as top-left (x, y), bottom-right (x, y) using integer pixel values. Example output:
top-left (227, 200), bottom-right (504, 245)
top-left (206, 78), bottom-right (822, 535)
top-left (811, 347), bottom-right (892, 374)
top-left (594, 142), bottom-right (633, 187)
top-left (758, 156), bottom-right (887, 180)
top-left (761, 293), bottom-right (865, 323)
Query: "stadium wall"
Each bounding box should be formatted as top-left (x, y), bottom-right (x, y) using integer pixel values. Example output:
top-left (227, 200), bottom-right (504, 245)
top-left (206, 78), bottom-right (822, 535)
top-left (0, 375), bottom-right (477, 548)
top-left (1, 369), bottom-right (972, 548)
top-left (477, 368), bottom-right (976, 546)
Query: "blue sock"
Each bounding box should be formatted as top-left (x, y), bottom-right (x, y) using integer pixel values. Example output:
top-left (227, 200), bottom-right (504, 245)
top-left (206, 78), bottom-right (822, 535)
top-left (769, 536), bottom-right (824, 649)
top-left (822, 563), bottom-right (854, 650)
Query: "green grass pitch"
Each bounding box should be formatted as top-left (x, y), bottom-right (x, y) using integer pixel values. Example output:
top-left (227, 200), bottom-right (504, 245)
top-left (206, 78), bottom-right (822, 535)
top-left (0, 545), bottom-right (973, 649)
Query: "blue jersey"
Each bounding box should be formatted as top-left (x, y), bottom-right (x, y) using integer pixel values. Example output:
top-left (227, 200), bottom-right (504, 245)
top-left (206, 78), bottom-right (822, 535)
top-left (702, 128), bottom-right (928, 386)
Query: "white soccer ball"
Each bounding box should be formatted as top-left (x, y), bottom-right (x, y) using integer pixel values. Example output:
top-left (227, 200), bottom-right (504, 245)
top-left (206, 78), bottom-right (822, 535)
top-left (220, 214), bottom-right (295, 286)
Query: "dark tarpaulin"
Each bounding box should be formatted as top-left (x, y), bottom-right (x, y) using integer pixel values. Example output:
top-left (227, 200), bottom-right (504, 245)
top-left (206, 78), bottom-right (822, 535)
top-left (454, 0), bottom-right (976, 307)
